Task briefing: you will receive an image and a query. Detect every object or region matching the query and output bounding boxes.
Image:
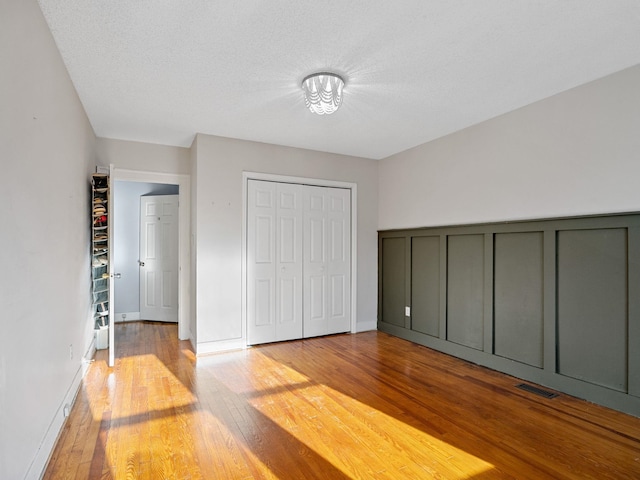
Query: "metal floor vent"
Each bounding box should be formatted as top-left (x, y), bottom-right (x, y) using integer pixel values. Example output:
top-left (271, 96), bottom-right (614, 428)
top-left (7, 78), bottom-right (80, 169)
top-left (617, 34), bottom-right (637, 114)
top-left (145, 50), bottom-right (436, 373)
top-left (515, 383), bottom-right (559, 399)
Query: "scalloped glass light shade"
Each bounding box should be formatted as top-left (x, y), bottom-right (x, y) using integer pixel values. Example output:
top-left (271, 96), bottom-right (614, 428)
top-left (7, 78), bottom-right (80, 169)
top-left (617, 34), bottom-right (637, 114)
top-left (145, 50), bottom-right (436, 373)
top-left (302, 73), bottom-right (344, 115)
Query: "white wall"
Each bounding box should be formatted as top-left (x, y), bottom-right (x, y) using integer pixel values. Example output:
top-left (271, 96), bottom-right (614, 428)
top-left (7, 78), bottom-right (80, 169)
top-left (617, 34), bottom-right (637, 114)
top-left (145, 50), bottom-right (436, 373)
top-left (96, 137), bottom-right (190, 175)
top-left (379, 65), bottom-right (640, 230)
top-left (192, 134), bottom-right (379, 351)
top-left (113, 181), bottom-right (179, 316)
top-left (0, 1), bottom-right (96, 478)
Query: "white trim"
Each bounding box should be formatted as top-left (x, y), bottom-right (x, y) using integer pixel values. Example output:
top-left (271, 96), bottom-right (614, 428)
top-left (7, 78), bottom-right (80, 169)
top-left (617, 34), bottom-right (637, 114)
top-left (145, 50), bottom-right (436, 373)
top-left (354, 319), bottom-right (377, 333)
top-left (108, 165), bottom-right (115, 367)
top-left (197, 338), bottom-right (246, 356)
top-left (241, 171), bottom-right (359, 347)
top-left (114, 311), bottom-right (141, 323)
top-left (110, 167), bottom-right (191, 341)
top-left (30, 337), bottom-right (97, 479)
top-left (27, 362), bottom-right (87, 479)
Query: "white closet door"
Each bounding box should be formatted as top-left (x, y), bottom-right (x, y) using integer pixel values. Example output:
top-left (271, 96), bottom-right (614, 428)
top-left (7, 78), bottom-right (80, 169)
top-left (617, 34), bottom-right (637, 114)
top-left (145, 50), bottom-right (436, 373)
top-left (303, 186), bottom-right (351, 338)
top-left (303, 186), bottom-right (327, 337)
top-left (325, 187), bottom-right (351, 334)
top-left (248, 180), bottom-right (276, 344)
top-left (247, 180), bottom-right (303, 344)
top-left (275, 182), bottom-right (304, 341)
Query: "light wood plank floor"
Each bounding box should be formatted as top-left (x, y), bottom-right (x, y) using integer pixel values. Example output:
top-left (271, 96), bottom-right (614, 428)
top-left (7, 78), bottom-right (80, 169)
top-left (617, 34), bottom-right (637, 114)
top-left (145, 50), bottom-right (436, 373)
top-left (44, 322), bottom-right (640, 479)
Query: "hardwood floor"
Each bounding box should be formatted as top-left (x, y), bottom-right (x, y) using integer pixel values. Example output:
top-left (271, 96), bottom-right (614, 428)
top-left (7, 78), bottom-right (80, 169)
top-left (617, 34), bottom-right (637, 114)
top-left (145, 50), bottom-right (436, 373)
top-left (43, 322), bottom-right (640, 479)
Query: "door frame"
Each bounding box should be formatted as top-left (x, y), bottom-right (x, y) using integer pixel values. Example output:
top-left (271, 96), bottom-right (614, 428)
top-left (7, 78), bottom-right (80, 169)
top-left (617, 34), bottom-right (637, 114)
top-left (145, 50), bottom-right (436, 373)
top-left (110, 166), bottom-right (191, 342)
top-left (242, 172), bottom-right (358, 345)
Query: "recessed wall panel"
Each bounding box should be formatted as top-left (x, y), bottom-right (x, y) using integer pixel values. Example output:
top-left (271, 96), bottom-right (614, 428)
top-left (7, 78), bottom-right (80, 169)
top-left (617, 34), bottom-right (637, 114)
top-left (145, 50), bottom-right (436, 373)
top-left (447, 235), bottom-right (484, 350)
top-left (411, 236), bottom-right (440, 337)
top-left (557, 228), bottom-right (628, 392)
top-left (381, 237), bottom-right (406, 327)
top-left (494, 232), bottom-right (544, 367)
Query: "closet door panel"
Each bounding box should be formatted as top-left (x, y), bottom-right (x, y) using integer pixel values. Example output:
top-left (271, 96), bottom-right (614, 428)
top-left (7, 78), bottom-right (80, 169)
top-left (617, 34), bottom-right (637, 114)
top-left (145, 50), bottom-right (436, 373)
top-left (326, 187), bottom-right (351, 334)
top-left (304, 186), bottom-right (328, 337)
top-left (247, 180), bottom-right (277, 344)
top-left (275, 183), bottom-right (303, 341)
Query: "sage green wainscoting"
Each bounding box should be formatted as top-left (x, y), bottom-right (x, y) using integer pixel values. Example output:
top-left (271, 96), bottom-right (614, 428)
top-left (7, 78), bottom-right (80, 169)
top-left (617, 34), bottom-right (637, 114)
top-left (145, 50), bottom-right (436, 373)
top-left (378, 213), bottom-right (640, 417)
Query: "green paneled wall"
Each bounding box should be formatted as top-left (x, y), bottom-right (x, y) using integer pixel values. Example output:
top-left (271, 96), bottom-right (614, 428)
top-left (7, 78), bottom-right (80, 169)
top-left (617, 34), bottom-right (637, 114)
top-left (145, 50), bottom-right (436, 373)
top-left (447, 235), bottom-right (485, 350)
top-left (378, 214), bottom-right (640, 417)
top-left (380, 237), bottom-right (406, 328)
top-left (411, 236), bottom-right (440, 337)
top-left (556, 228), bottom-right (628, 392)
top-left (494, 232), bottom-right (544, 368)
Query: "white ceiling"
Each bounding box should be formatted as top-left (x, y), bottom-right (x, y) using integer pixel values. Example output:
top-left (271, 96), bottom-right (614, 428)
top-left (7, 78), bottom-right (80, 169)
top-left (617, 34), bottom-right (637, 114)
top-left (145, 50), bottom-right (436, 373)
top-left (38, 1), bottom-right (640, 160)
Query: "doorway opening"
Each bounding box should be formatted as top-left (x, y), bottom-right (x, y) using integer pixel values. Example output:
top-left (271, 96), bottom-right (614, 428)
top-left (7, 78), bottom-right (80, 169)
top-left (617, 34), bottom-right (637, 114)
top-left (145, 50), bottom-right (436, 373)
top-left (108, 167), bottom-right (191, 367)
top-left (113, 181), bottom-right (179, 324)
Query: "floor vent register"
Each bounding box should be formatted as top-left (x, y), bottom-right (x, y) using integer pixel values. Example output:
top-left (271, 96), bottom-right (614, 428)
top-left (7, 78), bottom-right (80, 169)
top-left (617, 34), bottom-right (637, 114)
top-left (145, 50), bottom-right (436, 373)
top-left (515, 383), bottom-right (559, 399)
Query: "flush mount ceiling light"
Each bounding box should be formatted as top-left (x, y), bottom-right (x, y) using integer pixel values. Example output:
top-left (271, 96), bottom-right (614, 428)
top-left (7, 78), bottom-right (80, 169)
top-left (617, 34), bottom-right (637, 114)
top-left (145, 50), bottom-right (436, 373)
top-left (301, 72), bottom-right (345, 115)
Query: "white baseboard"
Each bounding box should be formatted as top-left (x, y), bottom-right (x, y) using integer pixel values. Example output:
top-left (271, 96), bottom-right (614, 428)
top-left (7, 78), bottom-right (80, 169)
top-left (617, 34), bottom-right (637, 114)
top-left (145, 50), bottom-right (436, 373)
top-left (114, 311), bottom-right (140, 323)
top-left (26, 339), bottom-right (97, 479)
top-left (196, 321), bottom-right (379, 356)
top-left (355, 320), bottom-right (378, 333)
top-left (196, 338), bottom-right (246, 356)
top-left (26, 366), bottom-right (84, 479)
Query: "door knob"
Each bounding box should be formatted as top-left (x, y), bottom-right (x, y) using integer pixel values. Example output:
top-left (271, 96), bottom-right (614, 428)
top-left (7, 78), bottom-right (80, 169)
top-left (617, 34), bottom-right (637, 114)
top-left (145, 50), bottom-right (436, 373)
top-left (139, 261), bottom-right (145, 267)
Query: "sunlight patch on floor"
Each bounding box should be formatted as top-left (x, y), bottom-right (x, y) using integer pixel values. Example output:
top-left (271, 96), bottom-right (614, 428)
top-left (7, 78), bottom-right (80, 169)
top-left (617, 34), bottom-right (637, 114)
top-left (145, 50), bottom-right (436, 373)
top-left (219, 352), bottom-right (496, 479)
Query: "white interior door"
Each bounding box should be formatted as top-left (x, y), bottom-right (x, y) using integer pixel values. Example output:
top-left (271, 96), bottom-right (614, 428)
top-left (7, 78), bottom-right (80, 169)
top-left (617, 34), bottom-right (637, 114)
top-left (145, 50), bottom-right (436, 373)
top-left (303, 186), bottom-right (351, 337)
top-left (139, 195), bottom-right (179, 322)
top-left (247, 180), bottom-right (303, 344)
top-left (247, 180), bottom-right (350, 345)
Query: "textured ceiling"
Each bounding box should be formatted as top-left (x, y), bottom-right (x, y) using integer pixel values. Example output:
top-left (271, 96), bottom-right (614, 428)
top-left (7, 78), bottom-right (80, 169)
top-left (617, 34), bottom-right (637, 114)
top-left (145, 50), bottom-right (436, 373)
top-left (38, 1), bottom-right (640, 160)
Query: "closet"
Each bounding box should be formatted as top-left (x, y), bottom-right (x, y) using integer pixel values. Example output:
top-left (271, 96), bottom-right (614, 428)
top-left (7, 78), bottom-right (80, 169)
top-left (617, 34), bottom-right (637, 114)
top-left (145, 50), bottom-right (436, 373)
top-left (247, 180), bottom-right (351, 345)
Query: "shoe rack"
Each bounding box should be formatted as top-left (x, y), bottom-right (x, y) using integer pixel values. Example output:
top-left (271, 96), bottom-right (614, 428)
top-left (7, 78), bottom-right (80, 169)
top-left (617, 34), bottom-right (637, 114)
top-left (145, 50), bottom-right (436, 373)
top-left (91, 173), bottom-right (109, 332)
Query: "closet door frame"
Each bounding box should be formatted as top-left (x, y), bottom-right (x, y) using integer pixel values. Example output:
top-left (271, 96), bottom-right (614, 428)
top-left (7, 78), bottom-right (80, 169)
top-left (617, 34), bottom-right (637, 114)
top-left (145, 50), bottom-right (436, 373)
top-left (242, 172), bottom-right (358, 345)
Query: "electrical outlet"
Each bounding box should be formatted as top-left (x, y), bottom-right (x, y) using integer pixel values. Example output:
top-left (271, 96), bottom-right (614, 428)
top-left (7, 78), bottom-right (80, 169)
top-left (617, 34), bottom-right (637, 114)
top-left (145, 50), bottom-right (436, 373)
top-left (405, 306), bottom-right (411, 317)
top-left (69, 344), bottom-right (73, 360)
top-left (122, 313), bottom-right (127, 321)
top-left (63, 403), bottom-right (71, 417)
